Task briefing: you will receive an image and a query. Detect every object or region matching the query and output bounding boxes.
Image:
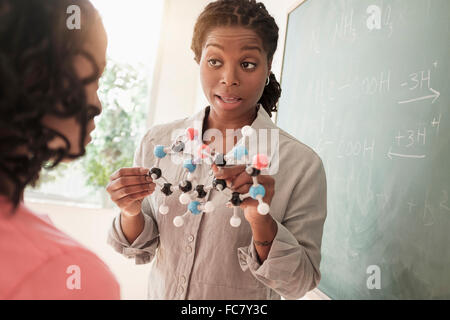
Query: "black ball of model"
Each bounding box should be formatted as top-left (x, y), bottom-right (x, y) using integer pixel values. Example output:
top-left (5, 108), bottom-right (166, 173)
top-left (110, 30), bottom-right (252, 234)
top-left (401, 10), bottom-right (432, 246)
top-left (195, 185), bottom-right (207, 198)
top-left (230, 192), bottom-right (242, 206)
top-left (179, 180), bottom-right (192, 193)
top-left (149, 167), bottom-right (162, 180)
top-left (214, 153), bottom-right (227, 167)
top-left (172, 141), bottom-right (185, 153)
top-left (212, 178), bottom-right (227, 191)
top-left (161, 183), bottom-right (173, 196)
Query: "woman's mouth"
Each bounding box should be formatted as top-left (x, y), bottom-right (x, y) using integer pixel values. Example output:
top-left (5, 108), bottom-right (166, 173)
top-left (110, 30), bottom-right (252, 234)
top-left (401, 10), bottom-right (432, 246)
top-left (214, 95), bottom-right (243, 109)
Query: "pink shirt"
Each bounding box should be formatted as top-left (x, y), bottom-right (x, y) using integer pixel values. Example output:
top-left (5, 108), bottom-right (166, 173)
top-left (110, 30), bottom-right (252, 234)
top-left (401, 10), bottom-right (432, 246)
top-left (0, 197), bottom-right (120, 300)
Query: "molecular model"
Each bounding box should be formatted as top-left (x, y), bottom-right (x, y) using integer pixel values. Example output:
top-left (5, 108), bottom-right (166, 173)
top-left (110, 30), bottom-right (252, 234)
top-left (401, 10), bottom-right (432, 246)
top-left (147, 125), bottom-right (271, 228)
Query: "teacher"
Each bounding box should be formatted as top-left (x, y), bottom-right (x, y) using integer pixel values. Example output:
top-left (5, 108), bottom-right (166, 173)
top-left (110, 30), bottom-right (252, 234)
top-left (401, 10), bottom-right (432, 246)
top-left (107, 0), bottom-right (327, 300)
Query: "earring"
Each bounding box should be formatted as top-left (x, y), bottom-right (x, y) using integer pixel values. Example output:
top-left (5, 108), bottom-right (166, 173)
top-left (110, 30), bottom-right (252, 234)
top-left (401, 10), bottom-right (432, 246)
top-left (265, 76), bottom-right (270, 86)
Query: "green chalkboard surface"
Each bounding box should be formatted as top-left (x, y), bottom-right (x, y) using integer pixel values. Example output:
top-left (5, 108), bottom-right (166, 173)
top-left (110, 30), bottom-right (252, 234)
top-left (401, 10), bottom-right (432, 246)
top-left (277, 0), bottom-right (450, 299)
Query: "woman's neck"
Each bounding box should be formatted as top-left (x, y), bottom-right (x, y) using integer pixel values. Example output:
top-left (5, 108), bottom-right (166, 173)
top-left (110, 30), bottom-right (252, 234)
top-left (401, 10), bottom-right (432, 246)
top-left (205, 105), bottom-right (258, 134)
top-left (202, 105), bottom-right (258, 155)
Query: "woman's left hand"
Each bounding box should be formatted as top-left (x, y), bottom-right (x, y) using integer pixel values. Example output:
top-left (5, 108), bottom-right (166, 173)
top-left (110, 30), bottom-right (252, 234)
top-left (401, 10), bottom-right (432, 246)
top-left (211, 164), bottom-right (275, 225)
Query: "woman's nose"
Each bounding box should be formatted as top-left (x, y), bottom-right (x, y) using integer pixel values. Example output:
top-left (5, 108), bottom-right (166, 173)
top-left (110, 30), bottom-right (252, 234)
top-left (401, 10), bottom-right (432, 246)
top-left (95, 93), bottom-right (103, 114)
top-left (220, 66), bottom-right (240, 86)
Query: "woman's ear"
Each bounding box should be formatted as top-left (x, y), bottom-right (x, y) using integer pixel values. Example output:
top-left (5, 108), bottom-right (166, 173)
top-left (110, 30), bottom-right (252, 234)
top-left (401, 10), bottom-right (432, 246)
top-left (267, 59), bottom-right (273, 76)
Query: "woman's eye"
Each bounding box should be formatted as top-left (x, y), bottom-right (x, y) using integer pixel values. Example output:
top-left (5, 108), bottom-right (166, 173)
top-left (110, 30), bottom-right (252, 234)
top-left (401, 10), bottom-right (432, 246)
top-left (242, 62), bottom-right (257, 70)
top-left (208, 59), bottom-right (222, 67)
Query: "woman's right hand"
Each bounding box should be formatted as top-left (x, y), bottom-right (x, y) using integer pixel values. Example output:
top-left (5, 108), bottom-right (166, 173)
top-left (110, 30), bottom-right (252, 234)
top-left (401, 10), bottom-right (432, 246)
top-left (106, 167), bottom-right (156, 217)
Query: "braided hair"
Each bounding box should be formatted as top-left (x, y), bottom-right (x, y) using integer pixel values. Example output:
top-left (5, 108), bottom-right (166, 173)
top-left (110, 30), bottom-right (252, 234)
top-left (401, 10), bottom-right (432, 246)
top-left (191, 0), bottom-right (281, 117)
top-left (0, 0), bottom-right (101, 209)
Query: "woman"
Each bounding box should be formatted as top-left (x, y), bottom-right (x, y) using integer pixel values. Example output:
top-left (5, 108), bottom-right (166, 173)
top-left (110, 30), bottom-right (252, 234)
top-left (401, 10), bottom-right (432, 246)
top-left (0, 0), bottom-right (119, 299)
top-left (107, 0), bottom-right (326, 300)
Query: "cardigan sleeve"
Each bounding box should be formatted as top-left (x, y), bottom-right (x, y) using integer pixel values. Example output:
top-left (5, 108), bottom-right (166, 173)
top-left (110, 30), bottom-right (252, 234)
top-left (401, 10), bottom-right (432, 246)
top-left (237, 152), bottom-right (327, 299)
top-left (107, 129), bottom-right (160, 265)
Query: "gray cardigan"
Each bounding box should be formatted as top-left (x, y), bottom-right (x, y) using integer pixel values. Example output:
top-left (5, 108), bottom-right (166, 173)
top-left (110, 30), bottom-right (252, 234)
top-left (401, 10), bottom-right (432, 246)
top-left (107, 105), bottom-right (327, 300)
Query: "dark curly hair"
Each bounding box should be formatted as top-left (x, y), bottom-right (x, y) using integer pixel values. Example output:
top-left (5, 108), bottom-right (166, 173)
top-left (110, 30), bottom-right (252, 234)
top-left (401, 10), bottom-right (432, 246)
top-left (0, 0), bottom-right (101, 209)
top-left (191, 0), bottom-right (281, 117)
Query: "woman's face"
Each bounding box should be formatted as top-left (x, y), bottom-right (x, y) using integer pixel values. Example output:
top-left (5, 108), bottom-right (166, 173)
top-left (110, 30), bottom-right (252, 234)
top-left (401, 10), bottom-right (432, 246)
top-left (42, 17), bottom-right (107, 158)
top-left (199, 26), bottom-right (271, 117)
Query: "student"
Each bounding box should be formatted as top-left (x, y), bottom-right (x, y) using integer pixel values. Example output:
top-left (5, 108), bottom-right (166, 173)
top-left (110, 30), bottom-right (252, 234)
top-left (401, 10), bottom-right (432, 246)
top-left (107, 0), bottom-right (327, 300)
top-left (0, 0), bottom-right (119, 299)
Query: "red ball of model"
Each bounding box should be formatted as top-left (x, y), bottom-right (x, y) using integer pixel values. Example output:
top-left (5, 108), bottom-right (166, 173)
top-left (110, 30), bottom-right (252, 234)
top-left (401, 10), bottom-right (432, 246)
top-left (252, 154), bottom-right (269, 170)
top-left (186, 128), bottom-right (198, 141)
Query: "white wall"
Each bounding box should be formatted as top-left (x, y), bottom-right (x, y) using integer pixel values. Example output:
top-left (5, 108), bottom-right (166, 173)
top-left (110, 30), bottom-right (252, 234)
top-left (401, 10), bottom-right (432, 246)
top-left (147, 0), bottom-right (210, 127)
top-left (147, 0), bottom-right (303, 127)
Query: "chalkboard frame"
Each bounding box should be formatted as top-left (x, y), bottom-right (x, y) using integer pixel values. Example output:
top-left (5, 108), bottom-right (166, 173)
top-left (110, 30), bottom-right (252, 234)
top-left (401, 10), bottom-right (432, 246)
top-left (275, 0), bottom-right (307, 126)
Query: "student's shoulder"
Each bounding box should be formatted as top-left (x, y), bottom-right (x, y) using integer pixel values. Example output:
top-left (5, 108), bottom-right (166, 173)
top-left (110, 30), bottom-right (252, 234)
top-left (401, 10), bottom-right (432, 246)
top-left (7, 247), bottom-right (120, 299)
top-left (1, 209), bottom-right (119, 299)
top-left (12, 206), bottom-right (87, 255)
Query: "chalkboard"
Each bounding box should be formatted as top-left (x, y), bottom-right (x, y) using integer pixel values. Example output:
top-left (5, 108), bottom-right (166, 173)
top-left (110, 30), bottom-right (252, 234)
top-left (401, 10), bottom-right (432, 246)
top-left (276, 0), bottom-right (450, 299)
